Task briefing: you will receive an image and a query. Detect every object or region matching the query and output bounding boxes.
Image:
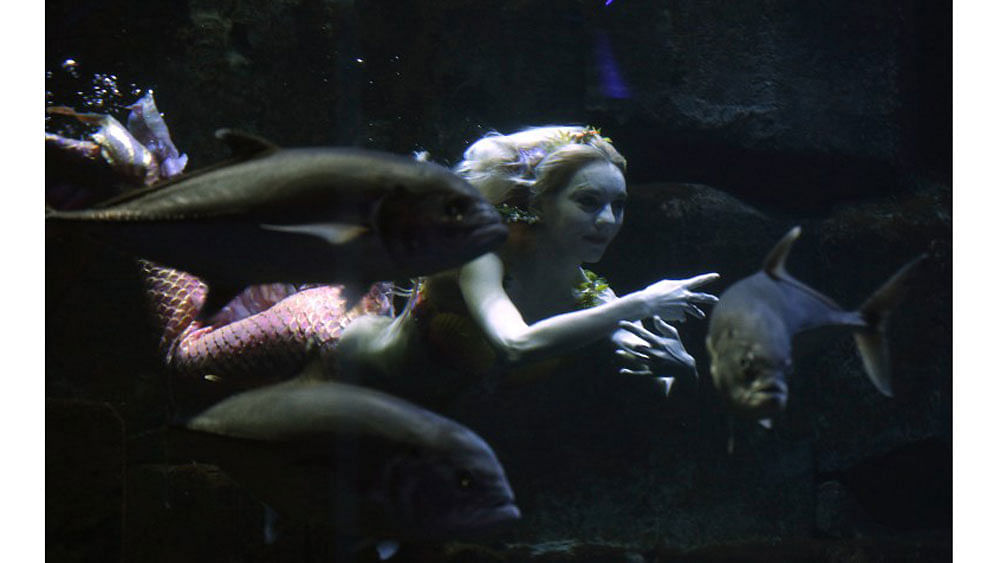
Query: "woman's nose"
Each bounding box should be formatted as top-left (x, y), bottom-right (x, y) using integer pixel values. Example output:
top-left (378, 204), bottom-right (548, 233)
top-left (595, 204), bottom-right (617, 226)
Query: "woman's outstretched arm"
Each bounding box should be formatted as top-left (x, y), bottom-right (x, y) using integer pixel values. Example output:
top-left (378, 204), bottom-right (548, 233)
top-left (459, 253), bottom-right (718, 364)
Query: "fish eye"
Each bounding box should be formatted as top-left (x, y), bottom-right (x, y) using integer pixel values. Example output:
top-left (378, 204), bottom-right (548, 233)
top-left (457, 469), bottom-right (474, 489)
top-left (444, 198), bottom-right (465, 219)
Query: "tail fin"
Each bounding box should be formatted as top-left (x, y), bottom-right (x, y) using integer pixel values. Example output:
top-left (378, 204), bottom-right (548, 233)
top-left (853, 254), bottom-right (927, 397)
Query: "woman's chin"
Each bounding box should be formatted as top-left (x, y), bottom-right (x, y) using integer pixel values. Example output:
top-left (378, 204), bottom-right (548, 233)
top-left (580, 248), bottom-right (608, 264)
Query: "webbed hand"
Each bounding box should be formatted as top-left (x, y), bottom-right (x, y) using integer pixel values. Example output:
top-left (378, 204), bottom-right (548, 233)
top-left (636, 272), bottom-right (719, 322)
top-left (613, 316), bottom-right (696, 396)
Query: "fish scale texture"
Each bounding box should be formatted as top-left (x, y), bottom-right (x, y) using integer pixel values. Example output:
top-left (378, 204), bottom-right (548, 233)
top-left (139, 259), bottom-right (394, 384)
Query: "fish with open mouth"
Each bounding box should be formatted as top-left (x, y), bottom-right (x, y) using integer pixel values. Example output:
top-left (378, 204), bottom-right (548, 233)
top-left (47, 129), bottom-right (508, 317)
top-left (705, 226), bottom-right (925, 429)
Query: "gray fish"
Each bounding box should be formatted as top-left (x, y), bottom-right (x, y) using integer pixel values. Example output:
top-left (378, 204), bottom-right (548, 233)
top-left (46, 129), bottom-right (508, 317)
top-left (169, 369), bottom-right (521, 542)
top-left (705, 226), bottom-right (924, 427)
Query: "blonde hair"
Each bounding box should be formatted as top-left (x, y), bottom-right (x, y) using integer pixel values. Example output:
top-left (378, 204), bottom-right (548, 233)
top-left (454, 126), bottom-right (626, 212)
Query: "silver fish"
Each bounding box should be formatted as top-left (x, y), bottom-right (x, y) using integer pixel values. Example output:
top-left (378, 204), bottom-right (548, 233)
top-left (171, 368), bottom-right (521, 541)
top-left (705, 226), bottom-right (924, 427)
top-left (46, 105), bottom-right (160, 185)
top-left (47, 129), bottom-right (508, 317)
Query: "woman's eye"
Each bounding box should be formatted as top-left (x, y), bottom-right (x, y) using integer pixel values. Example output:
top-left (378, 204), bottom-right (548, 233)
top-left (576, 196), bottom-right (600, 211)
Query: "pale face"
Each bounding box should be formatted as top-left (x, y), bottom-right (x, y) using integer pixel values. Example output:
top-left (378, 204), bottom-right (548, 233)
top-left (536, 160), bottom-right (627, 263)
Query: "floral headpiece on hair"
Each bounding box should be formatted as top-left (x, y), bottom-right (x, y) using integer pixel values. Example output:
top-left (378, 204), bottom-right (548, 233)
top-left (496, 203), bottom-right (541, 224)
top-left (497, 126), bottom-right (612, 224)
top-left (541, 126), bottom-right (612, 154)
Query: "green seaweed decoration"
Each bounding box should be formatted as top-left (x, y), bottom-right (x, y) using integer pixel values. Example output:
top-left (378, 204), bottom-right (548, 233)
top-left (574, 268), bottom-right (611, 309)
top-left (495, 203), bottom-right (540, 224)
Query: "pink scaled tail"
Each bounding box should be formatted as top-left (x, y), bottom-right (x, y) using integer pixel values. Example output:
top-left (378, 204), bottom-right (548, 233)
top-left (138, 259), bottom-right (394, 393)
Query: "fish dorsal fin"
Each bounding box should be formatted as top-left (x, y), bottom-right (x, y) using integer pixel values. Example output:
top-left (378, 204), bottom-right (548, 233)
top-left (763, 225), bottom-right (801, 280)
top-left (215, 128), bottom-right (280, 159)
top-left (77, 129), bottom-right (272, 205)
top-left (90, 176), bottom-right (180, 209)
top-left (90, 129), bottom-right (280, 210)
top-left (761, 226), bottom-right (844, 323)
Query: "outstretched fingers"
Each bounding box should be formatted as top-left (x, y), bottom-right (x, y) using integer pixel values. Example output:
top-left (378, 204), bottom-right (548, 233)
top-left (685, 304), bottom-right (706, 320)
top-left (616, 348), bottom-right (653, 376)
top-left (682, 272), bottom-right (721, 290)
top-left (616, 347), bottom-right (649, 363)
top-left (687, 291), bottom-right (719, 305)
top-left (651, 316), bottom-right (679, 337)
top-left (617, 319), bottom-right (659, 342)
top-left (680, 275), bottom-right (718, 319)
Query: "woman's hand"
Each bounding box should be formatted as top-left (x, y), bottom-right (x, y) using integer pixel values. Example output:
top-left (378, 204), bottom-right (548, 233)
top-left (613, 316), bottom-right (696, 396)
top-left (614, 316), bottom-right (696, 373)
top-left (635, 272), bottom-right (720, 322)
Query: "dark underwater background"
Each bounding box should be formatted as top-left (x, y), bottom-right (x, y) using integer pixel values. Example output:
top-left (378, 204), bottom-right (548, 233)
top-left (45, 1), bottom-right (952, 561)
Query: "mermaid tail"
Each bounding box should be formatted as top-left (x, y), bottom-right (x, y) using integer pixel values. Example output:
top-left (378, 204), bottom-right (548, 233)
top-left (140, 259), bottom-right (393, 382)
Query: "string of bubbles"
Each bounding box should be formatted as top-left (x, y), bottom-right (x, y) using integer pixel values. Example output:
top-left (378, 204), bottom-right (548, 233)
top-left (46, 58), bottom-right (146, 138)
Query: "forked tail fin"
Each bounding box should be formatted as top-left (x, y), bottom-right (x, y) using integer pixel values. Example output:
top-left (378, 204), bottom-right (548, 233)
top-left (853, 254), bottom-right (927, 397)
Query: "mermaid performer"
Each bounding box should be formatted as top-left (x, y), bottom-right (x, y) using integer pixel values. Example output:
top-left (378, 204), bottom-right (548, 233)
top-left (48, 99), bottom-right (718, 413)
top-left (334, 126), bottom-right (720, 408)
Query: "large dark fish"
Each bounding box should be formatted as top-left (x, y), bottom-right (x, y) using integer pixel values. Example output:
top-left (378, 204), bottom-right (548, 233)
top-left (705, 226), bottom-right (924, 427)
top-left (46, 129), bottom-right (508, 316)
top-left (168, 367), bottom-right (521, 544)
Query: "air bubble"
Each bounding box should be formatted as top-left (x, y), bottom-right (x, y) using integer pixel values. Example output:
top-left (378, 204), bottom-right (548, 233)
top-left (61, 59), bottom-right (80, 78)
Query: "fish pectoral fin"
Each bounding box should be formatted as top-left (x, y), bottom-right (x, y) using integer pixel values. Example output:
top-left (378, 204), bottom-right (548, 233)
top-left (375, 540), bottom-right (400, 560)
top-left (260, 222), bottom-right (370, 245)
top-left (214, 128), bottom-right (280, 158)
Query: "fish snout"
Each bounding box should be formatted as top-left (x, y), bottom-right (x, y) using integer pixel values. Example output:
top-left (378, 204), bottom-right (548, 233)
top-left (489, 501), bottom-right (522, 527)
top-left (748, 373), bottom-right (788, 397)
top-left (375, 189), bottom-right (505, 270)
top-left (737, 368), bottom-right (789, 416)
top-left (444, 199), bottom-right (508, 249)
top-left (438, 196), bottom-right (502, 230)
